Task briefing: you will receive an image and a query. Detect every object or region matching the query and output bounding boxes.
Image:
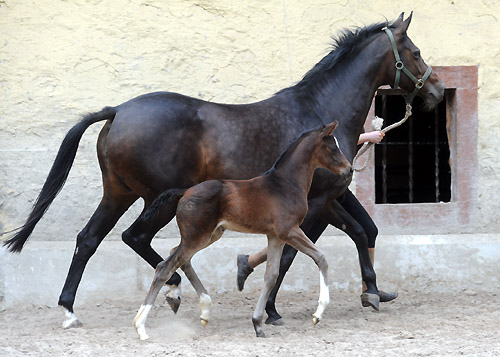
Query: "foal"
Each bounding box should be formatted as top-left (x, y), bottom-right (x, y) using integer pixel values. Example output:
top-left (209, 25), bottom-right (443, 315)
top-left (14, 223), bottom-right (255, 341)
top-left (134, 121), bottom-right (352, 340)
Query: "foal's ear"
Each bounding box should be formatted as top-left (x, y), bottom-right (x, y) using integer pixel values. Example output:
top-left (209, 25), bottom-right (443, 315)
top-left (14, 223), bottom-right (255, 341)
top-left (323, 121), bottom-right (338, 137)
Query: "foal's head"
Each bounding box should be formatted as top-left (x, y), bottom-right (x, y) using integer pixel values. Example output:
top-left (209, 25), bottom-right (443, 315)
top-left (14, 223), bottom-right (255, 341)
top-left (313, 121), bottom-right (352, 179)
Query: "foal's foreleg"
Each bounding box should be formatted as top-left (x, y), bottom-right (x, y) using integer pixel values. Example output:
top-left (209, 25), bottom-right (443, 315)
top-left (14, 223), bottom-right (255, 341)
top-left (285, 226), bottom-right (330, 324)
top-left (252, 235), bottom-right (285, 337)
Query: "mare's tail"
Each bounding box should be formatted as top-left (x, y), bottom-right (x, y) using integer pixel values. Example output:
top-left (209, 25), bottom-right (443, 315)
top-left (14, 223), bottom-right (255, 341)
top-left (3, 106), bottom-right (117, 253)
top-left (141, 188), bottom-right (187, 222)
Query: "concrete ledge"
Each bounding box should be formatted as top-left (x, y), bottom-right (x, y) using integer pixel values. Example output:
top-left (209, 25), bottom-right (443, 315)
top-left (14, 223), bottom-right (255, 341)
top-left (1, 234), bottom-right (499, 309)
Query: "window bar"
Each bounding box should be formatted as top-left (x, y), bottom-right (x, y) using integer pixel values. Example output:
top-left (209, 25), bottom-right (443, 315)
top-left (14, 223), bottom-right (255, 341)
top-left (408, 114), bottom-right (414, 203)
top-left (434, 107), bottom-right (440, 202)
top-left (381, 96), bottom-right (388, 203)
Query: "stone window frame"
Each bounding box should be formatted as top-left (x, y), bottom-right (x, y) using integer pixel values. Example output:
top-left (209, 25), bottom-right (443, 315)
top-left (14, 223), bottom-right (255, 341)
top-left (355, 66), bottom-right (478, 234)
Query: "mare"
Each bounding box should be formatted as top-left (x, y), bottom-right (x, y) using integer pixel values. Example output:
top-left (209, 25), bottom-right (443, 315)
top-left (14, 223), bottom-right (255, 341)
top-left (3, 13), bottom-right (444, 329)
top-left (134, 121), bottom-right (352, 340)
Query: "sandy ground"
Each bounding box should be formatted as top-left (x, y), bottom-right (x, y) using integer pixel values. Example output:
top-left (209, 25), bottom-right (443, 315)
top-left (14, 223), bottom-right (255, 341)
top-left (0, 288), bottom-right (499, 357)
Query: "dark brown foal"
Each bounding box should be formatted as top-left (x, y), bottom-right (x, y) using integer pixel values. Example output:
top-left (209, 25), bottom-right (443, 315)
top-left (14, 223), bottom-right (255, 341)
top-left (134, 121), bottom-right (352, 339)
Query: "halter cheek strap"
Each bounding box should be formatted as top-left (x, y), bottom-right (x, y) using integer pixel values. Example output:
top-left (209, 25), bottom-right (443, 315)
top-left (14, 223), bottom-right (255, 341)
top-left (383, 27), bottom-right (433, 104)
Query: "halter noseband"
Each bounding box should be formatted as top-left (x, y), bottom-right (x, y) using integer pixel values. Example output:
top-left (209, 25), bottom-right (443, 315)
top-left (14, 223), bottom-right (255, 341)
top-left (383, 27), bottom-right (433, 104)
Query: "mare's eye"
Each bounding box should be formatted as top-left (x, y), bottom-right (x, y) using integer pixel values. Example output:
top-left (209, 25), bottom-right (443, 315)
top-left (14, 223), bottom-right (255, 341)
top-left (413, 50), bottom-right (421, 58)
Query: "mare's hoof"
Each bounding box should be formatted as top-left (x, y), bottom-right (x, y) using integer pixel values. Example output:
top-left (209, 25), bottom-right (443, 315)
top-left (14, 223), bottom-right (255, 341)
top-left (256, 331), bottom-right (266, 338)
top-left (379, 290), bottom-right (398, 302)
top-left (312, 316), bottom-right (320, 325)
top-left (265, 313), bottom-right (283, 325)
top-left (200, 318), bottom-right (208, 327)
top-left (361, 292), bottom-right (380, 311)
top-left (62, 318), bottom-right (83, 329)
top-left (237, 254), bottom-right (254, 291)
top-left (166, 296), bottom-right (181, 314)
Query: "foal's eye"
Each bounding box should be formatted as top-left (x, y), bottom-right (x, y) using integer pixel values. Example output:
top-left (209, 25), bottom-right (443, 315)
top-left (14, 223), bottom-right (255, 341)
top-left (413, 50), bottom-right (421, 58)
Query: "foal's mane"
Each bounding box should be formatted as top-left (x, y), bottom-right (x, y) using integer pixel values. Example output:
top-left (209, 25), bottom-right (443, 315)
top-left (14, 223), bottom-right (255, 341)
top-left (276, 20), bottom-right (393, 96)
top-left (264, 126), bottom-right (322, 175)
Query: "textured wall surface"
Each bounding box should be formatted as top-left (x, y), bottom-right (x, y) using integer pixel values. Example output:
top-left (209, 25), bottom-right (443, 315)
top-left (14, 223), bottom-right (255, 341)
top-left (1, 0), bottom-right (499, 246)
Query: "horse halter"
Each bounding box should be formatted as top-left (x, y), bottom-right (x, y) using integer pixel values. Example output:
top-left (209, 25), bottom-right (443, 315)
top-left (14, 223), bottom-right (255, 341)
top-left (383, 27), bottom-right (433, 104)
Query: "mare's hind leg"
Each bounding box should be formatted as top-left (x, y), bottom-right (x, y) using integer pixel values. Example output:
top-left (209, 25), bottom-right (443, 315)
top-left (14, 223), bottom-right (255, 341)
top-left (58, 193), bottom-right (137, 328)
top-left (122, 198), bottom-right (183, 312)
top-left (284, 226), bottom-right (330, 324)
top-left (252, 235), bottom-right (285, 337)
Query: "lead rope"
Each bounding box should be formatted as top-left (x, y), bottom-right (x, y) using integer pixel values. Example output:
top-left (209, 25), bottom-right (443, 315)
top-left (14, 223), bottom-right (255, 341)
top-left (352, 103), bottom-right (412, 172)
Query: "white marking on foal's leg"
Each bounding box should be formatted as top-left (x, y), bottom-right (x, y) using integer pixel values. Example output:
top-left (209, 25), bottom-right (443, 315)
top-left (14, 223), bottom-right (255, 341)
top-left (312, 271), bottom-right (330, 325)
top-left (166, 283), bottom-right (182, 300)
top-left (61, 307), bottom-right (82, 329)
top-left (199, 293), bottom-right (212, 326)
top-left (134, 304), bottom-right (152, 341)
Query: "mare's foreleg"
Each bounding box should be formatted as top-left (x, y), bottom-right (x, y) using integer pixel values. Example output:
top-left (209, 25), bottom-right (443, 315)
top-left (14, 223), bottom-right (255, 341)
top-left (284, 226), bottom-right (330, 324)
top-left (59, 194), bottom-right (136, 329)
top-left (322, 199), bottom-right (380, 310)
top-left (252, 235), bottom-right (285, 337)
top-left (122, 198), bottom-right (183, 313)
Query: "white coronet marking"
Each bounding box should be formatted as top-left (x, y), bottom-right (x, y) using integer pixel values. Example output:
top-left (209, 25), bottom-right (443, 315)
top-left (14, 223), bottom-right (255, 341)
top-left (199, 292), bottom-right (212, 324)
top-left (166, 283), bottom-right (182, 300)
top-left (61, 307), bottom-right (80, 329)
top-left (313, 271), bottom-right (330, 322)
top-left (134, 304), bottom-right (152, 341)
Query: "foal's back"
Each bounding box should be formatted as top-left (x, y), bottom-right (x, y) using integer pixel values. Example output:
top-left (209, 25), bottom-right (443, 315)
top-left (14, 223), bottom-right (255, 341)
top-left (176, 172), bottom-right (307, 240)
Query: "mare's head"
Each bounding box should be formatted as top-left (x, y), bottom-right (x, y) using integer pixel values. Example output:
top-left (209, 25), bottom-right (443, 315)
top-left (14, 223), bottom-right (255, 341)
top-left (379, 12), bottom-right (444, 109)
top-left (313, 121), bottom-right (352, 180)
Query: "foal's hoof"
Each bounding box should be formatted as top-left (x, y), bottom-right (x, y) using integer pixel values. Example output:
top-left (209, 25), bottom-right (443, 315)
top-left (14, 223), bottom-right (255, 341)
top-left (237, 254), bottom-right (254, 291)
top-left (312, 316), bottom-right (320, 325)
top-left (200, 318), bottom-right (209, 327)
top-left (166, 296), bottom-right (181, 314)
top-left (361, 293), bottom-right (380, 311)
top-left (379, 290), bottom-right (398, 303)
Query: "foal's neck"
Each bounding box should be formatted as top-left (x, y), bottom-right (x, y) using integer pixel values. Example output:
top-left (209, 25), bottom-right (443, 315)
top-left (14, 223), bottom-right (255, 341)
top-left (272, 136), bottom-right (319, 194)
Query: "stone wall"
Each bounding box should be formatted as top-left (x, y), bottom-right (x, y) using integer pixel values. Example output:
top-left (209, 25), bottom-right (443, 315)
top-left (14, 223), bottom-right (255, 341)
top-left (1, 0), bottom-right (499, 244)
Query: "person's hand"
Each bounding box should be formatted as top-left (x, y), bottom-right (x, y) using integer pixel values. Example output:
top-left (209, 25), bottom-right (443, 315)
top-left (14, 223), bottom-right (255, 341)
top-left (364, 130), bottom-right (385, 143)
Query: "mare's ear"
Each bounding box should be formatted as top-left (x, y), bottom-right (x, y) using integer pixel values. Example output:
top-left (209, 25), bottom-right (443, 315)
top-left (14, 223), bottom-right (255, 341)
top-left (401, 11), bottom-right (413, 33)
top-left (391, 12), bottom-right (404, 27)
top-left (323, 121), bottom-right (338, 137)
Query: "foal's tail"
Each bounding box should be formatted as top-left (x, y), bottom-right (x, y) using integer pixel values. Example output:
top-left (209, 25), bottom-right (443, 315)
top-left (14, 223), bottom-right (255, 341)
top-left (3, 106), bottom-right (117, 253)
top-left (141, 188), bottom-right (187, 222)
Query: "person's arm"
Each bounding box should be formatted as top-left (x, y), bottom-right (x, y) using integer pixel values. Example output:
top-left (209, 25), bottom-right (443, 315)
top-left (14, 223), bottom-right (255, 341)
top-left (358, 130), bottom-right (385, 144)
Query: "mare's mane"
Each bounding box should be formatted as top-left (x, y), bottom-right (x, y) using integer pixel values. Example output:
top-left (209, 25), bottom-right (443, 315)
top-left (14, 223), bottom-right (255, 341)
top-left (276, 20), bottom-right (394, 96)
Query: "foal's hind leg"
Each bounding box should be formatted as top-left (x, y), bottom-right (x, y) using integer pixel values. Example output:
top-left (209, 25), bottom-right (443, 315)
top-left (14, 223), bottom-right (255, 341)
top-left (179, 227), bottom-right (224, 326)
top-left (122, 199), bottom-right (183, 312)
top-left (58, 193), bottom-right (137, 328)
top-left (252, 235), bottom-right (285, 337)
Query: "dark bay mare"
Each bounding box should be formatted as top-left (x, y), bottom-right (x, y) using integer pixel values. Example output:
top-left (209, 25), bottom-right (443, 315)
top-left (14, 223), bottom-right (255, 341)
top-left (3, 13), bottom-right (444, 329)
top-left (134, 121), bottom-right (352, 339)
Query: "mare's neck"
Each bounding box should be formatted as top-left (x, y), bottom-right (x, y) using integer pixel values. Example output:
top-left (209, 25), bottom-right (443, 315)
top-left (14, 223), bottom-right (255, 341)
top-left (299, 35), bottom-right (388, 162)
